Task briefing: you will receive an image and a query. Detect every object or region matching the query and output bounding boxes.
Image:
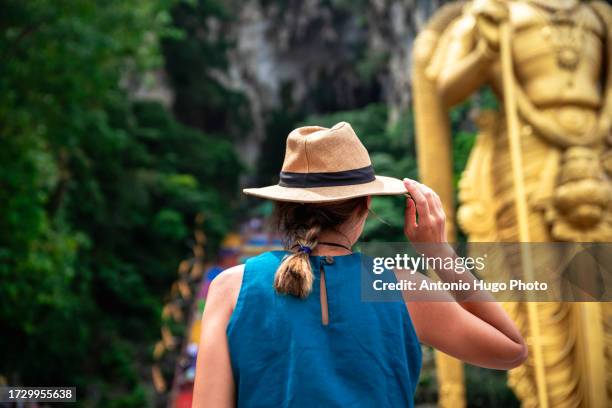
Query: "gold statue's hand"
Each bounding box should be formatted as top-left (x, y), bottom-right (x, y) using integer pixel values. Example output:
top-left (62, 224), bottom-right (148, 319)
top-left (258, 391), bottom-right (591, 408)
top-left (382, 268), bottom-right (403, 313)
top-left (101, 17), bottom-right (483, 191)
top-left (472, 0), bottom-right (509, 52)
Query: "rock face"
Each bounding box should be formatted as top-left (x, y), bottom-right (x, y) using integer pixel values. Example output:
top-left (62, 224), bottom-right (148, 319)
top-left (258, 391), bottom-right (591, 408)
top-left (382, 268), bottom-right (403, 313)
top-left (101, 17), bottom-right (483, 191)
top-left (166, 0), bottom-right (447, 167)
top-left (366, 0), bottom-right (447, 124)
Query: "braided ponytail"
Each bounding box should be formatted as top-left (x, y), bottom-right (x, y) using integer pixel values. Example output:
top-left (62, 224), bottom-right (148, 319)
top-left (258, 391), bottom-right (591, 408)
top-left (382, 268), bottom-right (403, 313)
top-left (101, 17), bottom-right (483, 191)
top-left (272, 197), bottom-right (368, 298)
top-left (274, 224), bottom-right (321, 298)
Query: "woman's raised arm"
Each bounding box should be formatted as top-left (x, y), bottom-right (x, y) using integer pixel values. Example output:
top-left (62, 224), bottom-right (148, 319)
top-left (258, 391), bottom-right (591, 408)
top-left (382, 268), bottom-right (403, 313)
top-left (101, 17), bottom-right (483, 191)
top-left (401, 178), bottom-right (527, 369)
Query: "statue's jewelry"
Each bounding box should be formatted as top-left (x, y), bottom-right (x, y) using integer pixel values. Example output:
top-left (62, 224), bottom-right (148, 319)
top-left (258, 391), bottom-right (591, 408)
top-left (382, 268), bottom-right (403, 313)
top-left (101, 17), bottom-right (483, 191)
top-left (530, 1), bottom-right (586, 85)
top-left (548, 10), bottom-right (584, 72)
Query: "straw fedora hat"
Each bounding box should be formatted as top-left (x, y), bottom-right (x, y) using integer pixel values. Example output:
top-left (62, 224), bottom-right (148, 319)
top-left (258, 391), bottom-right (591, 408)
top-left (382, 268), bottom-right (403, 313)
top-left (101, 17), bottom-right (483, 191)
top-left (243, 122), bottom-right (407, 203)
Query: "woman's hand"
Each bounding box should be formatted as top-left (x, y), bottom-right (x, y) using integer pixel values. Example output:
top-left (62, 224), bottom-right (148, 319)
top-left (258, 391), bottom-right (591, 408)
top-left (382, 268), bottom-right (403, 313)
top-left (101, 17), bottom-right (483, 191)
top-left (403, 178), bottom-right (446, 243)
top-left (401, 180), bottom-right (527, 370)
top-left (403, 178), bottom-right (452, 257)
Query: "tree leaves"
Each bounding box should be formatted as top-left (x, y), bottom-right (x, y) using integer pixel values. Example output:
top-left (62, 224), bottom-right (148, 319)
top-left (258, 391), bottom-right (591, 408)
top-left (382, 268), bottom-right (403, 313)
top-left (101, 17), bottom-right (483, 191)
top-left (0, 1), bottom-right (239, 405)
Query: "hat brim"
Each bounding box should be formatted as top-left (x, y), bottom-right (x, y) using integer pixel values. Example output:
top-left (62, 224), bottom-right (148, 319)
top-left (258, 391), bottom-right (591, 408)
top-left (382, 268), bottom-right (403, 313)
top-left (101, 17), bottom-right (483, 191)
top-left (243, 175), bottom-right (407, 203)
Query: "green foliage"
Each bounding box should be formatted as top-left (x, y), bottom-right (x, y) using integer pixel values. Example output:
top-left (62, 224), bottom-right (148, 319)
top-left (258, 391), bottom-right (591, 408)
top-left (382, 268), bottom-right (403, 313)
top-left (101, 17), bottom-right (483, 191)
top-left (1, 0), bottom-right (514, 405)
top-left (162, 0), bottom-right (252, 135)
top-left (465, 365), bottom-right (520, 407)
top-left (0, 0), bottom-right (240, 405)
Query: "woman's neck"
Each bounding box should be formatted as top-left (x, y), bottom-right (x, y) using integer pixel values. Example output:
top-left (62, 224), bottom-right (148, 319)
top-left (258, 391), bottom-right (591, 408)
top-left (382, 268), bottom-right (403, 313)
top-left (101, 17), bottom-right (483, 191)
top-left (313, 230), bottom-right (354, 256)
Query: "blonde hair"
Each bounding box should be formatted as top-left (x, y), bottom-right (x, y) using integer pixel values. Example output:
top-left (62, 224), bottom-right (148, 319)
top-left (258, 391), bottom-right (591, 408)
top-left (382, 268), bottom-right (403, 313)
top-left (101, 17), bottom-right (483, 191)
top-left (272, 197), bottom-right (368, 298)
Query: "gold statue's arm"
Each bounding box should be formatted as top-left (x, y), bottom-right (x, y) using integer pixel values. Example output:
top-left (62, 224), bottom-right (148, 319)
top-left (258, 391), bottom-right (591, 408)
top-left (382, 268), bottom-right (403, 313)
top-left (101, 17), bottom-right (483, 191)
top-left (437, 14), bottom-right (496, 107)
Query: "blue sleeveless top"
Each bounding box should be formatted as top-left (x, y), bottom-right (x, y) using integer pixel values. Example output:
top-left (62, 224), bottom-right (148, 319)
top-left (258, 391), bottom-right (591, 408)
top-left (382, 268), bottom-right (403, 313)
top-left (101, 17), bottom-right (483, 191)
top-left (226, 251), bottom-right (422, 407)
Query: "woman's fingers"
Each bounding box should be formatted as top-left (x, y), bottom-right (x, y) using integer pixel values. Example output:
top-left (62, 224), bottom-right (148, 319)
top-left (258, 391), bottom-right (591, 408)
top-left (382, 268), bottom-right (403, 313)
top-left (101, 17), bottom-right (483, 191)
top-left (421, 185), bottom-right (445, 223)
top-left (402, 177), bottom-right (448, 245)
top-left (405, 195), bottom-right (417, 233)
top-left (403, 178), bottom-right (430, 222)
top-left (421, 184), bottom-right (441, 212)
top-left (421, 185), bottom-right (446, 240)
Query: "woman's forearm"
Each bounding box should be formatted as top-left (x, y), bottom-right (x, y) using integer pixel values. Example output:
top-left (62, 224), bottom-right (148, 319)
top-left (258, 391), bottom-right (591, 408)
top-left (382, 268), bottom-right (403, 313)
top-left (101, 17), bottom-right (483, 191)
top-left (432, 246), bottom-right (525, 346)
top-left (402, 179), bottom-right (527, 367)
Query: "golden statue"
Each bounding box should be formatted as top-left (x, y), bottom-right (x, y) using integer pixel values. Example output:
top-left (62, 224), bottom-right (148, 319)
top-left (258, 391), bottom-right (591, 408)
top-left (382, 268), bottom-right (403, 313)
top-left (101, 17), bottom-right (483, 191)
top-left (412, 0), bottom-right (612, 407)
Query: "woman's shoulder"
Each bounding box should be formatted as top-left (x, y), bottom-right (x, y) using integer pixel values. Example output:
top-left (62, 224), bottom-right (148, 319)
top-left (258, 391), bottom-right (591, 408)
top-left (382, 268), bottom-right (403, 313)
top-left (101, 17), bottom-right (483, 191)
top-left (209, 264), bottom-right (245, 310)
top-left (208, 251), bottom-right (285, 307)
top-left (246, 250), bottom-right (287, 265)
top-left (213, 264), bottom-right (245, 284)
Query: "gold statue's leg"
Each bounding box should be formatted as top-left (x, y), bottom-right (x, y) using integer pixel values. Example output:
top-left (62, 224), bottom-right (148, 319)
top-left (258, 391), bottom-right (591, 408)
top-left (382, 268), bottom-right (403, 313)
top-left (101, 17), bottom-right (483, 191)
top-left (538, 303), bottom-right (578, 408)
top-left (573, 303), bottom-right (606, 407)
top-left (488, 120), bottom-right (581, 407)
top-left (435, 353), bottom-right (466, 408)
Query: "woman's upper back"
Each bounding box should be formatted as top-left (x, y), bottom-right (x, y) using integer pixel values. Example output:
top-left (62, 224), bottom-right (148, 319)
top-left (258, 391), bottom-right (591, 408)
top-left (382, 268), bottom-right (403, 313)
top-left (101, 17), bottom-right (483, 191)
top-left (225, 251), bottom-right (422, 408)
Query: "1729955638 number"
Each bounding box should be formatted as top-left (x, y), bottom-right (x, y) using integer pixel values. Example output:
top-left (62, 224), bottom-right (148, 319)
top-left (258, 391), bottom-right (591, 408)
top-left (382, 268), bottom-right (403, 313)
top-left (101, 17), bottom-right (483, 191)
top-left (0, 386), bottom-right (76, 402)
